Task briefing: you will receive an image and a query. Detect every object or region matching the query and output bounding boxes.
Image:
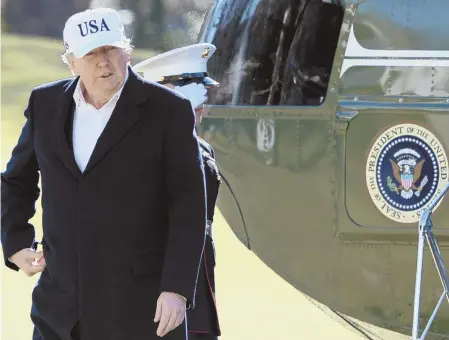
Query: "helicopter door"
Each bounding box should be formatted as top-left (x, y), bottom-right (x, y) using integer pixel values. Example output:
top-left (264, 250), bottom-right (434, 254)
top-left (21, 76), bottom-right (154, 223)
top-left (337, 0), bottom-right (449, 239)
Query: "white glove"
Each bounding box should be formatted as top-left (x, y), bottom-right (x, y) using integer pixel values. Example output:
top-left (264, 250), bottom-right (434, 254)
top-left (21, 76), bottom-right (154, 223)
top-left (174, 83), bottom-right (207, 109)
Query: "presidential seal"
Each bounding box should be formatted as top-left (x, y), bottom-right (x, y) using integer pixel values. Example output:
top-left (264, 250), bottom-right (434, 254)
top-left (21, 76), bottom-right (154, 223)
top-left (366, 123), bottom-right (448, 223)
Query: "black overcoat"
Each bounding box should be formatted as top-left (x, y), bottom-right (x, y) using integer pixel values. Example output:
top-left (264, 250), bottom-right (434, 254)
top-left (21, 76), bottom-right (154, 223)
top-left (1, 67), bottom-right (207, 340)
top-left (187, 138), bottom-right (221, 337)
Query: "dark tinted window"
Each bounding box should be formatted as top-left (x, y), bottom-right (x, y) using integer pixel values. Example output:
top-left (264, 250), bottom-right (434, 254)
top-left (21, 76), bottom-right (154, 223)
top-left (198, 0), bottom-right (344, 106)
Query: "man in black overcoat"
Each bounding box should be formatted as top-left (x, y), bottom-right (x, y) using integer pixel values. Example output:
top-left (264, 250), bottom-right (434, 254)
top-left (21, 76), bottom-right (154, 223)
top-left (1, 7), bottom-right (206, 340)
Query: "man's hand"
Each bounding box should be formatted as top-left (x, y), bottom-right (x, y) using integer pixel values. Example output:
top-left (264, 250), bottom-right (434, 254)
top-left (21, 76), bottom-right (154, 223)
top-left (9, 248), bottom-right (46, 276)
top-left (154, 291), bottom-right (186, 337)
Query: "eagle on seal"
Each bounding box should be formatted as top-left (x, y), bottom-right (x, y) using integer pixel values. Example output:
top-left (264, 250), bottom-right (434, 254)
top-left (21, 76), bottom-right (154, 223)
top-left (389, 158), bottom-right (425, 197)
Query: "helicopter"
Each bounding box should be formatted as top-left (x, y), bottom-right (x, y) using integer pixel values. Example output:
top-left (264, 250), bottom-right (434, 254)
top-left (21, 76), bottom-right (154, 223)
top-left (193, 0), bottom-right (449, 338)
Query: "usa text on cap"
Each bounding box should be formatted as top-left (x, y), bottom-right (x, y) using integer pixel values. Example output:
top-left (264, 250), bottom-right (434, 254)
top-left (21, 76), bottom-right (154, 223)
top-left (63, 8), bottom-right (129, 58)
top-left (133, 43), bottom-right (219, 87)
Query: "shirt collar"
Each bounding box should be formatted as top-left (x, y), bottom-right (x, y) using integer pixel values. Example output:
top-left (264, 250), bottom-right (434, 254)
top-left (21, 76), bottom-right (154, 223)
top-left (73, 68), bottom-right (129, 109)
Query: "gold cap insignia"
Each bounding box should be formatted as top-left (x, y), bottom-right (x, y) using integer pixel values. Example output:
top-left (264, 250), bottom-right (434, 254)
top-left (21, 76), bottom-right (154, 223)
top-left (201, 47), bottom-right (210, 58)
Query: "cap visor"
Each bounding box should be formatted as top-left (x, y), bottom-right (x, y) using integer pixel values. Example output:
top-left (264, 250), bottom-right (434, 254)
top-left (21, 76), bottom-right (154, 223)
top-left (200, 77), bottom-right (220, 87)
top-left (72, 39), bottom-right (128, 58)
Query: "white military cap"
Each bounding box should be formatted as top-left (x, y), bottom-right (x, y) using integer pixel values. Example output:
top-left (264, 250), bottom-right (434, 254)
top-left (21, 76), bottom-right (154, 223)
top-left (133, 43), bottom-right (219, 87)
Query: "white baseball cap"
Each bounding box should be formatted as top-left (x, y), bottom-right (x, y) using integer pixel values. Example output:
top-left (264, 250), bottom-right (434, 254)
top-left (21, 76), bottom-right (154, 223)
top-left (63, 8), bottom-right (128, 58)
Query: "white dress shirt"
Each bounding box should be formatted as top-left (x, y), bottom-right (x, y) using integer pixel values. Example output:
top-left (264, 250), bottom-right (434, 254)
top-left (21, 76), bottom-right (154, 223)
top-left (72, 71), bottom-right (129, 172)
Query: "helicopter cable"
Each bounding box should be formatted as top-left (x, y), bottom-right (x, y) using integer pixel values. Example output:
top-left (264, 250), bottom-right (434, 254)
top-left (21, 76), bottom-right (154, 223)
top-left (197, 135), bottom-right (251, 249)
top-left (219, 171), bottom-right (251, 249)
top-left (329, 308), bottom-right (379, 340)
top-left (302, 294), bottom-right (379, 340)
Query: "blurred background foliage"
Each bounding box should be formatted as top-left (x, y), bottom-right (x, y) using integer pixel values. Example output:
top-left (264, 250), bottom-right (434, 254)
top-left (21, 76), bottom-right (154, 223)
top-left (1, 0), bottom-right (213, 51)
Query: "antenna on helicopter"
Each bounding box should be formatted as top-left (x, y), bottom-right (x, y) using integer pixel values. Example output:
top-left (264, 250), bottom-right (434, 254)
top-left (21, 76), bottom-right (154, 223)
top-left (412, 181), bottom-right (449, 340)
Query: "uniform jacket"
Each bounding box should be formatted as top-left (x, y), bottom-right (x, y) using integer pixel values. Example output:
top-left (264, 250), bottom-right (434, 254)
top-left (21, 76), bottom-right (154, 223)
top-left (187, 138), bottom-right (221, 336)
top-left (1, 67), bottom-right (207, 340)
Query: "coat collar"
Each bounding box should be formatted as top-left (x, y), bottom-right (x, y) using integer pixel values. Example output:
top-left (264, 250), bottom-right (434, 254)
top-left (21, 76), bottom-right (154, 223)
top-left (52, 66), bottom-right (147, 179)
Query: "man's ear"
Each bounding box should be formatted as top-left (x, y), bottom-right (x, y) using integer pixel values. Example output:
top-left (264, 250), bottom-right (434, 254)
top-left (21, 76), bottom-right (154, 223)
top-left (65, 56), bottom-right (78, 76)
top-left (67, 65), bottom-right (77, 76)
top-left (125, 50), bottom-right (131, 64)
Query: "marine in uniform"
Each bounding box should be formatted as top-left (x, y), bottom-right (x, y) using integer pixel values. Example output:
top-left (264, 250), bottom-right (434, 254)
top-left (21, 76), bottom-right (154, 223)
top-left (134, 44), bottom-right (222, 340)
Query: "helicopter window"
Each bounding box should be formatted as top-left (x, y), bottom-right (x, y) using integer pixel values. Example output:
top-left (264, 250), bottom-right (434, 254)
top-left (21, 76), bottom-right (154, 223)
top-left (353, 0), bottom-right (449, 51)
top-left (199, 0), bottom-right (344, 106)
top-left (339, 65), bottom-right (449, 98)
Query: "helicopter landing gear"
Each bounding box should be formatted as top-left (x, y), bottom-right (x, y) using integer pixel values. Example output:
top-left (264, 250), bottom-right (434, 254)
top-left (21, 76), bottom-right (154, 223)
top-left (411, 182), bottom-right (449, 340)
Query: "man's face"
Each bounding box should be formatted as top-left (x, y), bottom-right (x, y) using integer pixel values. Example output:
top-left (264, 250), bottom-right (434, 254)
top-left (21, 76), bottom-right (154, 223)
top-left (69, 45), bottom-right (130, 96)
